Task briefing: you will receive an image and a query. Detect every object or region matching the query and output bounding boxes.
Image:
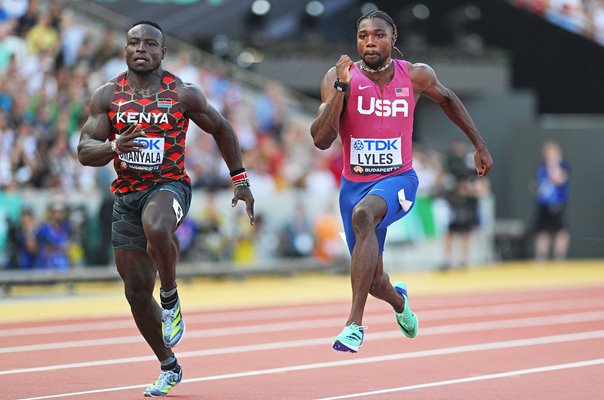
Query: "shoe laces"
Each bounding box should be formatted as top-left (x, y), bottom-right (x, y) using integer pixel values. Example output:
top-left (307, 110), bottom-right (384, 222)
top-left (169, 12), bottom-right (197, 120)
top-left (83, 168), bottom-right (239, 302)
top-left (346, 323), bottom-right (367, 340)
top-left (401, 307), bottom-right (415, 328)
top-left (162, 304), bottom-right (180, 334)
top-left (151, 369), bottom-right (178, 388)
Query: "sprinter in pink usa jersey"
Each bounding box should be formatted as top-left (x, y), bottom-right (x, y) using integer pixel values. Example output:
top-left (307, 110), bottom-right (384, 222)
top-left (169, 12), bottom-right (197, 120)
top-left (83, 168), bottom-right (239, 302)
top-left (310, 10), bottom-right (493, 353)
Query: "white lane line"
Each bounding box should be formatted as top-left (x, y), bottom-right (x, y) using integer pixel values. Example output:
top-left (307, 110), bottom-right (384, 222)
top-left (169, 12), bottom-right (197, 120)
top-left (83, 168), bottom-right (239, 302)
top-left (16, 330), bottom-right (604, 400)
top-left (2, 296), bottom-right (600, 341)
top-left (0, 303), bottom-right (350, 337)
top-left (314, 358), bottom-right (604, 400)
top-left (1, 303), bottom-right (603, 355)
top-left (3, 311), bottom-right (604, 375)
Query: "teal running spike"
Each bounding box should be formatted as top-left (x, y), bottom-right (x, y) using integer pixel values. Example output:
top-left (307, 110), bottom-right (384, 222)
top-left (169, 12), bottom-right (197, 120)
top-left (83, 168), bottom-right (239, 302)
top-left (393, 281), bottom-right (419, 338)
top-left (332, 323), bottom-right (366, 353)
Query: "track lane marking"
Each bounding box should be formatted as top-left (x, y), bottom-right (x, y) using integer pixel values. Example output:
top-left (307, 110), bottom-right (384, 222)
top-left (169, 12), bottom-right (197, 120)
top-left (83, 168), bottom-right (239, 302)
top-left (1, 297), bottom-right (600, 341)
top-left (315, 358), bottom-right (604, 399)
top-left (15, 330), bottom-right (604, 400)
top-left (3, 312), bottom-right (604, 375)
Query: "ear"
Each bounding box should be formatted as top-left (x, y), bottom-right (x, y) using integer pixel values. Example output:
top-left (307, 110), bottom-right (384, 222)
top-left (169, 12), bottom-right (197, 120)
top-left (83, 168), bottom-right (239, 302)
top-left (392, 34), bottom-right (397, 46)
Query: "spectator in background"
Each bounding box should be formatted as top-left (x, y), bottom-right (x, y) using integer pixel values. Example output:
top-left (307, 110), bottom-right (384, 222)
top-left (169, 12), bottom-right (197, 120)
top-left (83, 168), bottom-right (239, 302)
top-left (255, 80), bottom-right (286, 139)
top-left (532, 140), bottom-right (570, 261)
top-left (0, 20), bottom-right (25, 71)
top-left (440, 141), bottom-right (484, 270)
top-left (253, 213), bottom-right (279, 262)
top-left (313, 202), bottom-right (344, 262)
top-left (12, 120), bottom-right (45, 187)
top-left (0, 111), bottom-right (15, 188)
top-left (14, 0), bottom-right (38, 36)
top-left (25, 12), bottom-right (58, 55)
top-left (175, 217), bottom-right (198, 261)
top-left (35, 201), bottom-right (71, 270)
top-left (59, 8), bottom-right (88, 68)
top-left (6, 207), bottom-right (38, 270)
top-left (279, 202), bottom-right (314, 258)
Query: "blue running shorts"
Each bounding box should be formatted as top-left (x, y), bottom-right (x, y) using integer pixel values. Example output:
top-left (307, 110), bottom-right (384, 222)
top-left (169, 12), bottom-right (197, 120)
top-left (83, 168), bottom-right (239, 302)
top-left (339, 169), bottom-right (419, 255)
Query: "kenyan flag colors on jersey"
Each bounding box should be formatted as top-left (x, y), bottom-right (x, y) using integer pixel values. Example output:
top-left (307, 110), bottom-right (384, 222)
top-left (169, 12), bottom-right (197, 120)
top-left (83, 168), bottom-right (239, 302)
top-left (108, 70), bottom-right (190, 194)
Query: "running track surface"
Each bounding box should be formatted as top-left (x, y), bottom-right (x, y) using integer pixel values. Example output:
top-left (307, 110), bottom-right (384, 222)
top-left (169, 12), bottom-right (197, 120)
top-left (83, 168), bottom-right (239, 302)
top-left (1, 261), bottom-right (603, 399)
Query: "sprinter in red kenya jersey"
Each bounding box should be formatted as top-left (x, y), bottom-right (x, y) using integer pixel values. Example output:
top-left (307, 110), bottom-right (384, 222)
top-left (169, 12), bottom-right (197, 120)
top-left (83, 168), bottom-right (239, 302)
top-left (77, 20), bottom-right (254, 397)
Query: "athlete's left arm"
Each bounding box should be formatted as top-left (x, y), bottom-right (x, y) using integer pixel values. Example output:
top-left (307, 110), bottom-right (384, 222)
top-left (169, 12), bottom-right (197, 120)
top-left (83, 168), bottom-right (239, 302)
top-left (179, 82), bottom-right (255, 225)
top-left (412, 63), bottom-right (493, 177)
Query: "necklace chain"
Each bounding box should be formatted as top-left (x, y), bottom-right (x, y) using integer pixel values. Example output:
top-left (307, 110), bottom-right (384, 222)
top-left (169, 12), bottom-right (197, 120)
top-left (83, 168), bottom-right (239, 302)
top-left (359, 59), bottom-right (392, 73)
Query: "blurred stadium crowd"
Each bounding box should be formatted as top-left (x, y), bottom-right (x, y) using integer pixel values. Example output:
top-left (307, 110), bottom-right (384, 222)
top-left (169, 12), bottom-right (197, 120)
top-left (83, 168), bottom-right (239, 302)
top-left (511, 0), bottom-right (604, 44)
top-left (0, 0), bottom-right (493, 272)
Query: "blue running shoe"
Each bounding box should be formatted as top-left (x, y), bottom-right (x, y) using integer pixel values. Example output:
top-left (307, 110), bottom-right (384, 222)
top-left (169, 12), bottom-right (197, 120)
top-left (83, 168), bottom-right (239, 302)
top-left (161, 300), bottom-right (185, 348)
top-left (144, 367), bottom-right (182, 397)
top-left (393, 281), bottom-right (418, 338)
top-left (332, 323), bottom-right (366, 353)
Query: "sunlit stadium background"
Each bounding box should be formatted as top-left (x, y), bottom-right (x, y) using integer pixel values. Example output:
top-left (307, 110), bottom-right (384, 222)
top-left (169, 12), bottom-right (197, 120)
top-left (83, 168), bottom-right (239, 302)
top-left (0, 0), bottom-right (602, 292)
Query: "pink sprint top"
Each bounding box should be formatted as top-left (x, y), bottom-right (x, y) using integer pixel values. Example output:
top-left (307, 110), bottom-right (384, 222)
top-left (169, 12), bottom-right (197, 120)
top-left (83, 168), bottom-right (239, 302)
top-left (339, 59), bottom-right (416, 182)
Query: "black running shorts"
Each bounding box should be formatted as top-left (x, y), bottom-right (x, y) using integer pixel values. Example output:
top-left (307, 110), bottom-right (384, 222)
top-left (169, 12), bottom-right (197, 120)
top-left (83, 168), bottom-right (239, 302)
top-left (111, 181), bottom-right (192, 250)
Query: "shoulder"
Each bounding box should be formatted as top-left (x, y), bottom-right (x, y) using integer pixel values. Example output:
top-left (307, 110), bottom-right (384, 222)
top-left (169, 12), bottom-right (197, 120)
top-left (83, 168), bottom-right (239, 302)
top-left (406, 61), bottom-right (440, 94)
top-left (324, 66), bottom-right (338, 82)
top-left (90, 80), bottom-right (117, 110)
top-left (173, 76), bottom-right (207, 113)
top-left (407, 62), bottom-right (436, 81)
top-left (178, 80), bottom-right (204, 102)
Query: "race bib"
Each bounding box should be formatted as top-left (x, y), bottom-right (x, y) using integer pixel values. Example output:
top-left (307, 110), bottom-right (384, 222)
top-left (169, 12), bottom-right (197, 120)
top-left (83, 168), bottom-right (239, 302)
top-left (118, 137), bottom-right (165, 172)
top-left (350, 137), bottom-right (402, 175)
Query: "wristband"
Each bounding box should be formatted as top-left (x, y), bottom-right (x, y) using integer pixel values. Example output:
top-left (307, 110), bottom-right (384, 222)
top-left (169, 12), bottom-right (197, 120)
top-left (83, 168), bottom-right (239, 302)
top-left (230, 169), bottom-right (250, 187)
top-left (333, 79), bottom-right (349, 92)
top-left (110, 140), bottom-right (121, 155)
top-left (229, 168), bottom-right (246, 177)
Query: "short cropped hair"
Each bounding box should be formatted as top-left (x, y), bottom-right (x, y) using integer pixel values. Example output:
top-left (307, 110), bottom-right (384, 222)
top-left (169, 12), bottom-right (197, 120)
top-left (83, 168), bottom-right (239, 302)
top-left (131, 20), bottom-right (163, 33)
top-left (130, 20), bottom-right (165, 43)
top-left (356, 10), bottom-right (398, 37)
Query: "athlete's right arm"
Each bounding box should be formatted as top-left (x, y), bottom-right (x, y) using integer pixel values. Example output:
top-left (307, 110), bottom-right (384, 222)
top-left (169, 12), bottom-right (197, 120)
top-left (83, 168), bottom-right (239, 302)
top-left (77, 83), bottom-right (117, 167)
top-left (78, 83), bottom-right (145, 167)
top-left (310, 55), bottom-right (353, 150)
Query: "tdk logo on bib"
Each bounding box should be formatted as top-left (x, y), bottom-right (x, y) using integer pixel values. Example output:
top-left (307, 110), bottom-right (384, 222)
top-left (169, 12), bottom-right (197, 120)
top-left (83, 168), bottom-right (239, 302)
top-left (350, 137), bottom-right (403, 175)
top-left (118, 137), bottom-right (165, 171)
top-left (136, 137), bottom-right (163, 150)
top-left (353, 139), bottom-right (399, 151)
top-left (357, 97), bottom-right (408, 117)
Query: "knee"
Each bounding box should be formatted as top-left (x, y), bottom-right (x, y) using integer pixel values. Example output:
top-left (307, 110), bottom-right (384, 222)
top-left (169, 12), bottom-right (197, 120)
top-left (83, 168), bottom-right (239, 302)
top-left (124, 286), bottom-right (154, 310)
top-left (144, 217), bottom-right (173, 245)
top-left (351, 205), bottom-right (377, 235)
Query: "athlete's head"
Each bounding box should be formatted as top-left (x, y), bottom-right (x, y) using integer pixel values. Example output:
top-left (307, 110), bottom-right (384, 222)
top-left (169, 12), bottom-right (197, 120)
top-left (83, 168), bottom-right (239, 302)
top-left (356, 10), bottom-right (400, 70)
top-left (125, 20), bottom-right (166, 73)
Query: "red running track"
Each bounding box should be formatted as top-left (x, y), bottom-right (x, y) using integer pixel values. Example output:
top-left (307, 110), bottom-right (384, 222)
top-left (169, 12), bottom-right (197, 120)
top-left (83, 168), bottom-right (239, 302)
top-left (1, 285), bottom-right (604, 399)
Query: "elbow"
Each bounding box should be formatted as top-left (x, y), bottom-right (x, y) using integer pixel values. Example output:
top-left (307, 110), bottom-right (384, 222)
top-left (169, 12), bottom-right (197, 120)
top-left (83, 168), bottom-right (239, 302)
top-left (77, 147), bottom-right (94, 167)
top-left (313, 138), bottom-right (331, 150)
top-left (76, 146), bottom-right (88, 166)
top-left (310, 126), bottom-right (335, 150)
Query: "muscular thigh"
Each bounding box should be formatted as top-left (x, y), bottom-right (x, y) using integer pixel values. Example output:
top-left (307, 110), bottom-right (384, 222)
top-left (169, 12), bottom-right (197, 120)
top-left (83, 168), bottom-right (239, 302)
top-left (142, 181), bottom-right (191, 231)
top-left (371, 170), bottom-right (419, 230)
top-left (339, 170), bottom-right (418, 254)
top-left (112, 181), bottom-right (192, 251)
